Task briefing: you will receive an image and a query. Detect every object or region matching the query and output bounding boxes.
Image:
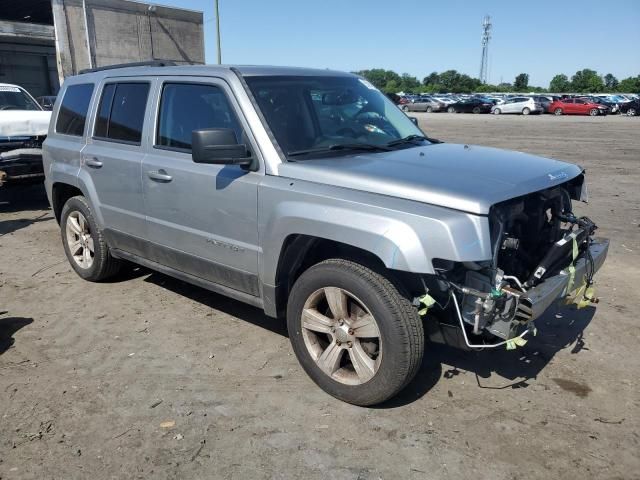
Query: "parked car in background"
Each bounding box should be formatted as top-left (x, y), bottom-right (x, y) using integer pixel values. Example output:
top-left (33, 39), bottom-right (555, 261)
top-left (401, 96), bottom-right (446, 112)
top-left (491, 96), bottom-right (544, 115)
top-left (36, 95), bottom-right (57, 110)
top-left (619, 99), bottom-right (639, 116)
top-left (548, 98), bottom-right (608, 116)
top-left (447, 98), bottom-right (493, 113)
top-left (0, 83), bottom-right (52, 185)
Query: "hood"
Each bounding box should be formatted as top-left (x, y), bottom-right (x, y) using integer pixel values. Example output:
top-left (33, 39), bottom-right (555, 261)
top-left (0, 111), bottom-right (52, 137)
top-left (277, 143), bottom-right (583, 215)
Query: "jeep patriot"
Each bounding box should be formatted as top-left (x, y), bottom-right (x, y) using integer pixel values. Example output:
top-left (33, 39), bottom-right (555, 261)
top-left (43, 64), bottom-right (608, 405)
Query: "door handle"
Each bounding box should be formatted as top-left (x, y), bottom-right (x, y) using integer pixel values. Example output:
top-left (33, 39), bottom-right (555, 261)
top-left (85, 157), bottom-right (103, 168)
top-left (147, 170), bottom-right (173, 182)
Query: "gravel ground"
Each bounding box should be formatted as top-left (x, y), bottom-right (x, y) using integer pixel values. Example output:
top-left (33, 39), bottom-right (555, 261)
top-left (1, 114), bottom-right (638, 480)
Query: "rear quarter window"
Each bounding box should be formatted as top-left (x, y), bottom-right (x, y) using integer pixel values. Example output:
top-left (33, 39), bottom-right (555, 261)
top-left (55, 84), bottom-right (94, 136)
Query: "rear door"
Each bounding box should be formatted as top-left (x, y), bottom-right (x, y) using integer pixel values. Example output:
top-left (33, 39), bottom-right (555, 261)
top-left (141, 77), bottom-right (261, 296)
top-left (79, 79), bottom-right (152, 251)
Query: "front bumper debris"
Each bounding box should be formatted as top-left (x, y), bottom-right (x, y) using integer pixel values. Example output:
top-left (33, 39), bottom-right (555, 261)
top-left (485, 238), bottom-right (609, 339)
top-left (0, 148), bottom-right (44, 185)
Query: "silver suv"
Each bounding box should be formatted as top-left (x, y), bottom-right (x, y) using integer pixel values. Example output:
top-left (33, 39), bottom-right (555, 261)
top-left (43, 64), bottom-right (608, 405)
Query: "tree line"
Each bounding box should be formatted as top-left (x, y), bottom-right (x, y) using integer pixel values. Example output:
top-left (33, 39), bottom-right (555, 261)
top-left (354, 68), bottom-right (640, 94)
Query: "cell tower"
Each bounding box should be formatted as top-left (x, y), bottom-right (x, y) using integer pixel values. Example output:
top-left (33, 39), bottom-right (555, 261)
top-left (479, 15), bottom-right (492, 84)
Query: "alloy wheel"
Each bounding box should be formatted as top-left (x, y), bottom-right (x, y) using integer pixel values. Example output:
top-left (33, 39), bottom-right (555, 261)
top-left (628, 108), bottom-right (636, 116)
top-left (65, 211), bottom-right (94, 269)
top-left (301, 287), bottom-right (382, 385)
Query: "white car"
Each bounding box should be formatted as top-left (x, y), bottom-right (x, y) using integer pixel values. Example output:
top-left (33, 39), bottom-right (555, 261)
top-left (491, 96), bottom-right (544, 115)
top-left (0, 83), bottom-right (52, 184)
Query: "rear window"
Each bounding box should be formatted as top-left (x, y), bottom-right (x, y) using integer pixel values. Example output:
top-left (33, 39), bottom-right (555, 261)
top-left (55, 84), bottom-right (94, 136)
top-left (94, 82), bottom-right (150, 144)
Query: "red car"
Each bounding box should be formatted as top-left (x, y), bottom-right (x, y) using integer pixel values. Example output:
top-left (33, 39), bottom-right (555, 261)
top-left (548, 98), bottom-right (609, 116)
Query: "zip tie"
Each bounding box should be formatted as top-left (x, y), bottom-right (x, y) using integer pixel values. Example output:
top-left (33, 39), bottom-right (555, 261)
top-left (418, 293), bottom-right (436, 316)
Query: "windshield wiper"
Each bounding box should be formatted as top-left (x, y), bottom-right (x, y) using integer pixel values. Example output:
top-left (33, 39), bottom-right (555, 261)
top-left (288, 143), bottom-right (392, 157)
top-left (386, 134), bottom-right (442, 147)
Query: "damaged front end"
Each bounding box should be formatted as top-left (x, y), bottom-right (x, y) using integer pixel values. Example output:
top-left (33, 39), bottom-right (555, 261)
top-left (427, 174), bottom-right (609, 349)
top-left (0, 136), bottom-right (46, 185)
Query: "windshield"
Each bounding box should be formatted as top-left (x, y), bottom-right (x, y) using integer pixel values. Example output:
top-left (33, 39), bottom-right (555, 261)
top-left (244, 75), bottom-right (424, 158)
top-left (0, 86), bottom-right (41, 111)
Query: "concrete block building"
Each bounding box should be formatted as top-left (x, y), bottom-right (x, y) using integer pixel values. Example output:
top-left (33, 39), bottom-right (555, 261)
top-left (0, 0), bottom-right (204, 96)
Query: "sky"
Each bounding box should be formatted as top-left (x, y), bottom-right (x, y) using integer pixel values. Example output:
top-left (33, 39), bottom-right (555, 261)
top-left (160, 0), bottom-right (640, 87)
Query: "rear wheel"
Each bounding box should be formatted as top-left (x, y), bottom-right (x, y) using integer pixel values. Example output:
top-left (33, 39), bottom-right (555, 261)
top-left (287, 259), bottom-right (424, 406)
top-left (401, 105), bottom-right (409, 112)
top-left (426, 106), bottom-right (433, 113)
top-left (447, 106), bottom-right (456, 113)
top-left (472, 107), bottom-right (481, 114)
top-left (627, 108), bottom-right (637, 116)
top-left (589, 108), bottom-right (599, 116)
top-left (60, 196), bottom-right (121, 281)
top-left (554, 108), bottom-right (563, 115)
top-left (522, 107), bottom-right (531, 115)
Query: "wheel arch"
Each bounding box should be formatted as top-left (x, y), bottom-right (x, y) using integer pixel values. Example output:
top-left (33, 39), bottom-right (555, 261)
top-left (270, 234), bottom-right (426, 319)
top-left (51, 182), bottom-right (84, 224)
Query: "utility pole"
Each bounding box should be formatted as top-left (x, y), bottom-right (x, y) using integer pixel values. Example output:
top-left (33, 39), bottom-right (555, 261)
top-left (479, 15), bottom-right (492, 84)
top-left (215, 0), bottom-right (221, 64)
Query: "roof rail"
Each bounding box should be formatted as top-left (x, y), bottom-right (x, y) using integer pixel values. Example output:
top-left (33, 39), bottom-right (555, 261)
top-left (79, 60), bottom-right (176, 75)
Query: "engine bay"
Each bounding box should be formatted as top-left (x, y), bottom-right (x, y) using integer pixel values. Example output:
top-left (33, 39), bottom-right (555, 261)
top-left (427, 175), bottom-right (602, 345)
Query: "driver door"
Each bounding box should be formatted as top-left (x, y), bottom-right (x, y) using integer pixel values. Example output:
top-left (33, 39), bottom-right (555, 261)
top-left (141, 77), bottom-right (262, 296)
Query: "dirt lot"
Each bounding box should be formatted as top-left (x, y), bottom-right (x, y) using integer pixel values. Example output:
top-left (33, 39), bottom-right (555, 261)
top-left (1, 114), bottom-right (639, 480)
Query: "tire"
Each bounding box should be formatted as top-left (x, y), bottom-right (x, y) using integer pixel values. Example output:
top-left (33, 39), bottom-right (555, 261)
top-left (426, 106), bottom-right (433, 113)
top-left (493, 108), bottom-right (501, 115)
top-left (286, 259), bottom-right (424, 406)
top-left (401, 105), bottom-right (409, 112)
top-left (472, 107), bottom-right (481, 114)
top-left (447, 106), bottom-right (456, 113)
top-left (554, 108), bottom-right (563, 116)
top-left (522, 107), bottom-right (531, 115)
top-left (589, 108), bottom-right (599, 116)
top-left (60, 195), bottom-right (122, 281)
top-left (627, 108), bottom-right (636, 116)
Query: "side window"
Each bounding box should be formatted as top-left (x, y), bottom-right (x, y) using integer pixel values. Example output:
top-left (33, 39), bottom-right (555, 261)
top-left (94, 82), bottom-right (149, 144)
top-left (156, 83), bottom-right (242, 151)
top-left (55, 83), bottom-right (94, 136)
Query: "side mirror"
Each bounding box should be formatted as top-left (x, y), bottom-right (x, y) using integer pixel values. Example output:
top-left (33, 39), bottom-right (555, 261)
top-left (192, 128), bottom-right (252, 165)
top-left (409, 117), bottom-right (419, 126)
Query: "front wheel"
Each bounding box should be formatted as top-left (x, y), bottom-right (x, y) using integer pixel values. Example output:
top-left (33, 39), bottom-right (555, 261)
top-left (401, 105), bottom-right (409, 112)
top-left (426, 106), bottom-right (433, 113)
top-left (287, 259), bottom-right (424, 406)
top-left (472, 107), bottom-right (481, 114)
top-left (589, 108), bottom-right (599, 116)
top-left (447, 106), bottom-right (456, 113)
top-left (60, 196), bottom-right (122, 281)
top-left (493, 108), bottom-right (501, 115)
top-left (554, 108), bottom-right (563, 115)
